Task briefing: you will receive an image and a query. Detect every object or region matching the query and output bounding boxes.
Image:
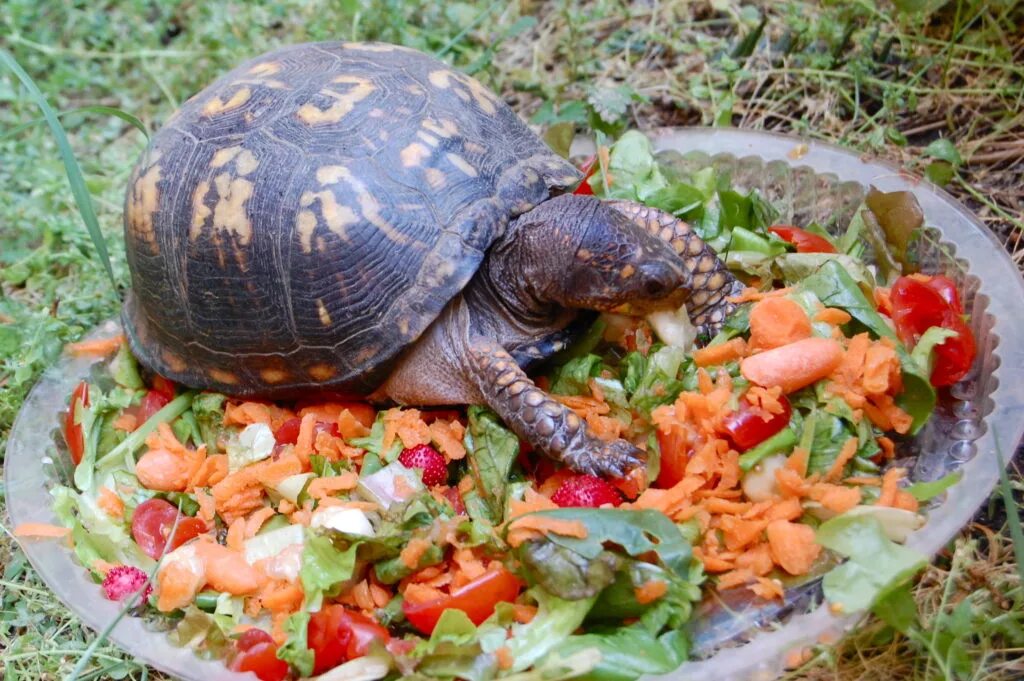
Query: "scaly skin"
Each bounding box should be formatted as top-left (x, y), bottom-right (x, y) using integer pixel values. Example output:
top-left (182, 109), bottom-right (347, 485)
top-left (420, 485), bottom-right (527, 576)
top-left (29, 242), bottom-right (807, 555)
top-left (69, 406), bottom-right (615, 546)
top-left (465, 338), bottom-right (643, 477)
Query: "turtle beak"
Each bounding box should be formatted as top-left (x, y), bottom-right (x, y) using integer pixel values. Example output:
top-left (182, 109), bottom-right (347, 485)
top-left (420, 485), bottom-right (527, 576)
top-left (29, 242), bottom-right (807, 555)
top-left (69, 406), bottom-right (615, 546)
top-left (609, 259), bottom-right (690, 316)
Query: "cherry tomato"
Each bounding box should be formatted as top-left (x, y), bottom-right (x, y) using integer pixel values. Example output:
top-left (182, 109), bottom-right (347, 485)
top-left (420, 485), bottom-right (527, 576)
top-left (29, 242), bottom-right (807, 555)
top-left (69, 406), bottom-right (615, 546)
top-left (573, 155), bottom-right (598, 195)
top-left (768, 225), bottom-right (837, 253)
top-left (65, 381), bottom-right (89, 466)
top-left (273, 417), bottom-right (302, 445)
top-left (131, 498), bottom-right (208, 560)
top-left (307, 606), bottom-right (391, 674)
top-left (655, 427), bottom-right (690, 488)
top-left (403, 567), bottom-right (521, 635)
top-left (721, 394), bottom-right (792, 451)
top-left (890, 276), bottom-right (976, 387)
top-left (138, 390), bottom-right (171, 422)
top-left (442, 486), bottom-right (467, 515)
top-left (150, 375), bottom-right (177, 401)
top-left (228, 629), bottom-right (289, 681)
top-left (913, 274), bottom-right (962, 313)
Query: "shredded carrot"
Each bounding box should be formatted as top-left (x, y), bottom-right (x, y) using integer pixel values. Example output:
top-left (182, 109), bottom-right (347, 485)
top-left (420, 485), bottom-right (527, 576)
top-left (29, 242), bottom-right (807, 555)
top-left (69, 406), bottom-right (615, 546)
top-left (512, 604), bottom-right (538, 624)
top-left (785, 447), bottom-right (809, 478)
top-left (156, 558), bottom-right (205, 612)
top-left (306, 472), bottom-right (359, 500)
top-left (507, 488), bottom-right (559, 519)
top-left (90, 559), bottom-right (118, 576)
top-left (717, 568), bottom-right (755, 590)
top-left (195, 488), bottom-right (216, 525)
top-left (728, 286), bottom-right (793, 304)
top-left (382, 408), bottom-right (432, 453)
top-left (766, 519), bottom-right (821, 576)
top-left (252, 453), bottom-right (304, 487)
top-left (112, 412), bottom-right (138, 432)
top-left (844, 476), bottom-right (882, 486)
top-left (763, 497), bottom-right (804, 522)
top-left (211, 468), bottom-right (265, 525)
top-left (718, 516), bottom-right (769, 552)
top-left (495, 647), bottom-right (515, 671)
top-left (808, 483), bottom-right (862, 514)
top-left (226, 517), bottom-right (246, 552)
top-left (277, 499), bottom-right (296, 515)
top-left (825, 437), bottom-right (859, 482)
top-left (814, 308), bottom-right (852, 326)
top-left (224, 401), bottom-right (294, 432)
top-left (401, 582), bottom-right (446, 605)
top-left (877, 467), bottom-right (905, 508)
top-left (260, 580), bottom-right (303, 614)
top-left (399, 538), bottom-right (433, 570)
top-left (744, 385), bottom-right (785, 417)
top-left (693, 337), bottom-right (748, 368)
top-left (634, 579), bottom-right (668, 605)
top-left (66, 334), bottom-right (124, 357)
top-left (749, 297), bottom-right (812, 349)
top-left (294, 413), bottom-right (317, 464)
top-left (97, 486), bottom-right (125, 518)
top-left (893, 490), bottom-right (920, 512)
top-left (775, 467), bottom-right (811, 498)
top-left (877, 436), bottom-right (896, 460)
top-left (873, 287), bottom-right (893, 315)
top-left (430, 419), bottom-right (467, 461)
top-left (506, 516), bottom-right (587, 547)
top-left (734, 542), bottom-right (774, 576)
top-left (336, 409), bottom-right (371, 440)
top-left (13, 522), bottom-right (70, 539)
top-left (188, 454), bottom-right (228, 489)
top-left (751, 576), bottom-right (785, 601)
top-left (245, 507), bottom-right (277, 538)
top-left (703, 498), bottom-right (752, 515)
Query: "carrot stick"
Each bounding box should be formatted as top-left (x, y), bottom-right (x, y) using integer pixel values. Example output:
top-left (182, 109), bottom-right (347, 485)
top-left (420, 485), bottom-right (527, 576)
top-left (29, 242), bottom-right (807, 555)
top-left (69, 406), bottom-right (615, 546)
top-left (741, 338), bottom-right (844, 394)
top-left (66, 334), bottom-right (125, 357)
top-left (13, 522), bottom-right (70, 539)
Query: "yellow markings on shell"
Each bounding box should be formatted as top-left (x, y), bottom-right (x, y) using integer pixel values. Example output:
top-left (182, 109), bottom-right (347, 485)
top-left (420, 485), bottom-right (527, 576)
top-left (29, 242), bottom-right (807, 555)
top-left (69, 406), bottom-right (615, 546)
top-left (406, 84), bottom-right (425, 96)
top-left (620, 264), bottom-right (636, 278)
top-left (161, 350), bottom-right (187, 373)
top-left (297, 76), bottom-right (374, 125)
top-left (428, 70), bottom-right (454, 88)
top-left (127, 163), bottom-right (162, 249)
top-left (211, 172), bottom-right (254, 245)
top-left (422, 118), bottom-right (458, 138)
top-left (316, 299), bottom-right (332, 326)
top-left (352, 344), bottom-right (379, 365)
top-left (400, 142), bottom-right (431, 168)
top-left (446, 153), bottom-right (478, 177)
top-left (210, 146), bottom-right (242, 168)
top-left (455, 72), bottom-right (499, 115)
top-left (317, 165), bottom-right (350, 185)
top-left (260, 368), bottom-right (289, 384)
top-left (209, 368), bottom-right (239, 385)
top-left (397, 318), bottom-right (410, 336)
top-left (358, 191), bottom-right (407, 244)
top-left (341, 42), bottom-right (413, 53)
top-left (235, 149), bottom-right (259, 176)
top-left (249, 62), bottom-right (280, 76)
top-left (368, 108), bottom-right (386, 118)
top-left (297, 191), bottom-right (358, 252)
top-left (308, 364), bottom-right (336, 381)
top-left (464, 142), bottom-right (486, 155)
top-left (425, 168), bottom-right (446, 189)
top-left (189, 181), bottom-right (212, 240)
top-left (416, 131), bottom-right (439, 147)
top-left (202, 87), bottom-right (251, 116)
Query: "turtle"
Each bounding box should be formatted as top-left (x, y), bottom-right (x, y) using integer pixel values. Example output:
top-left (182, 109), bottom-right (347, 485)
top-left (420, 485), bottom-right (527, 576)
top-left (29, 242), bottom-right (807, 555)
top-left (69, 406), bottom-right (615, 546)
top-left (123, 41), bottom-right (741, 477)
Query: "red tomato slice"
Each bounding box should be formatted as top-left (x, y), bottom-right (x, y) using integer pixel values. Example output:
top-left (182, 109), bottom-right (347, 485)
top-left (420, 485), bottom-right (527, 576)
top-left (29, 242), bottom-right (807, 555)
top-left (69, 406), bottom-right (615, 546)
top-left (915, 274), bottom-right (963, 313)
top-left (131, 498), bottom-right (207, 560)
top-left (229, 629), bottom-right (289, 681)
top-left (273, 417), bottom-right (302, 445)
top-left (768, 225), bottom-right (837, 253)
top-left (150, 375), bottom-right (177, 401)
top-left (65, 381), bottom-right (89, 466)
top-left (891, 276), bottom-right (976, 386)
top-left (138, 390), bottom-right (171, 422)
top-left (721, 394), bottom-right (792, 451)
top-left (308, 606), bottom-right (390, 674)
top-left (655, 427), bottom-right (690, 489)
top-left (403, 567), bottom-right (521, 634)
top-left (573, 155), bottom-right (598, 195)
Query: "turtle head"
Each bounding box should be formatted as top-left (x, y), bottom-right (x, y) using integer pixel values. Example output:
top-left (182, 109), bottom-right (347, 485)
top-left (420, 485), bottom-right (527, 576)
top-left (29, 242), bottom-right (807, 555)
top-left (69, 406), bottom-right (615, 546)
top-left (530, 196), bottom-right (691, 314)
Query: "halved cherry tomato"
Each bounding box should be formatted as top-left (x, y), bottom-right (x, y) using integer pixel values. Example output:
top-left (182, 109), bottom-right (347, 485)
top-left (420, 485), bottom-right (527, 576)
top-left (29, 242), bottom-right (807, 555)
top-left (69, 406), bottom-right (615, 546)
top-left (150, 375), bottom-right (177, 401)
top-left (307, 606), bottom-right (390, 674)
top-left (769, 225), bottom-right (837, 253)
top-left (573, 155), bottom-right (598, 195)
top-left (655, 427), bottom-right (690, 488)
top-left (721, 394), bottom-right (792, 451)
top-left (138, 390), bottom-right (171, 422)
top-left (403, 567), bottom-right (521, 634)
top-left (909, 273), bottom-right (962, 313)
top-left (890, 275), bottom-right (976, 387)
top-left (228, 628), bottom-right (289, 681)
top-left (65, 381), bottom-right (89, 466)
top-left (131, 498), bottom-right (207, 560)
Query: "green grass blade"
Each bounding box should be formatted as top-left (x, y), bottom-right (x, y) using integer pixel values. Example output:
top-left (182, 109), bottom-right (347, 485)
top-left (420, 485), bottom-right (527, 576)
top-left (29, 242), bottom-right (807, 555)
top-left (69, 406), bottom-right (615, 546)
top-left (0, 105), bottom-right (149, 141)
top-left (994, 435), bottom-right (1024, 591)
top-left (0, 50), bottom-right (119, 292)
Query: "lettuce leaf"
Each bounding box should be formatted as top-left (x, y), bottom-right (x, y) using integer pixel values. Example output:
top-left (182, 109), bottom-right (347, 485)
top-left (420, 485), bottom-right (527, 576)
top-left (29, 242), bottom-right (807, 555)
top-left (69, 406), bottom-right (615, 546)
top-left (464, 406), bottom-right (520, 523)
top-left (909, 326), bottom-right (959, 375)
top-left (505, 587), bottom-right (597, 672)
top-left (546, 625), bottom-right (690, 681)
top-left (817, 514), bottom-right (927, 612)
top-left (549, 354), bottom-right (603, 396)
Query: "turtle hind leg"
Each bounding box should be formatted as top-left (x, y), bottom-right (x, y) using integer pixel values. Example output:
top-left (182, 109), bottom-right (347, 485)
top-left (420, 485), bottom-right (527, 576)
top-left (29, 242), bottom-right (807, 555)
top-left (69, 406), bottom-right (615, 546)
top-left (607, 200), bottom-right (744, 340)
top-left (466, 336), bottom-right (643, 478)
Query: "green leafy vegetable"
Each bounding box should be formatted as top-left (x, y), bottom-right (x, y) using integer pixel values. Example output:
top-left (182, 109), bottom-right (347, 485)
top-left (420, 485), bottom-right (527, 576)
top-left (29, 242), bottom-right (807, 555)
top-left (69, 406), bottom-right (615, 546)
top-left (865, 187), bottom-right (924, 272)
top-left (505, 587), bottom-right (597, 672)
top-left (909, 326), bottom-right (958, 375)
top-left (191, 392), bottom-right (227, 453)
top-left (738, 426), bottom-right (797, 471)
top-left (549, 354), bottom-right (602, 396)
top-left (300, 530), bottom-right (360, 611)
top-left (464, 406), bottom-right (520, 523)
top-left (817, 514), bottom-right (927, 612)
top-left (519, 540), bottom-right (622, 600)
top-left (546, 625), bottom-right (690, 681)
top-left (276, 612), bottom-right (314, 677)
top-left (350, 413), bottom-right (403, 462)
top-left (905, 471), bottom-right (962, 501)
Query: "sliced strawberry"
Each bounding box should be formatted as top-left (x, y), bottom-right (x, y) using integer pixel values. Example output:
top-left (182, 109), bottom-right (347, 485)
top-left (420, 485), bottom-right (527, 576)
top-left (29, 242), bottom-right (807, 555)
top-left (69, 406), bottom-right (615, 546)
top-left (550, 474), bottom-right (624, 508)
top-left (102, 565), bottom-right (152, 603)
top-left (398, 444), bottom-right (448, 486)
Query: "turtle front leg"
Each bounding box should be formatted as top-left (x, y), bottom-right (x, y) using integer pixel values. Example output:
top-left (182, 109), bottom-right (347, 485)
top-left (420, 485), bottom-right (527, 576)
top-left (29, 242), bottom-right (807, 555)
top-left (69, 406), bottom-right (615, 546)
top-left (466, 337), bottom-right (644, 477)
top-left (608, 201), bottom-right (744, 339)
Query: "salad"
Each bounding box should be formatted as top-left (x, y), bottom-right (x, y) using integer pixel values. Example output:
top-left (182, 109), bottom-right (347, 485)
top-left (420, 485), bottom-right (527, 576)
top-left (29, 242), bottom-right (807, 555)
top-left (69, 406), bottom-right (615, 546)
top-left (17, 131), bottom-right (975, 681)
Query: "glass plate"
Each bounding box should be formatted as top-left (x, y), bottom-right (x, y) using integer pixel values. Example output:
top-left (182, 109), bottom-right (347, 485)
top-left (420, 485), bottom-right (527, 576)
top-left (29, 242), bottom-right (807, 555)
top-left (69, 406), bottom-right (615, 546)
top-left (7, 128), bottom-right (1024, 681)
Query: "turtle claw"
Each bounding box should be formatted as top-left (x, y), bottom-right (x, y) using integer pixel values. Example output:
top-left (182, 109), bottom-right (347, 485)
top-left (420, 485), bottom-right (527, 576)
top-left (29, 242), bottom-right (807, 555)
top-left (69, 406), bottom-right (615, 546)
top-left (566, 438), bottom-right (646, 479)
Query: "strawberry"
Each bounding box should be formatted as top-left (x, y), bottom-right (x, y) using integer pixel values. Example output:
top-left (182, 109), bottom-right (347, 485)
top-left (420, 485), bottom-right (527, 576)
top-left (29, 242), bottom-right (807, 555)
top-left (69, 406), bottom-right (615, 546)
top-left (102, 565), bottom-right (153, 603)
top-left (398, 444), bottom-right (448, 486)
top-left (551, 474), bottom-right (624, 508)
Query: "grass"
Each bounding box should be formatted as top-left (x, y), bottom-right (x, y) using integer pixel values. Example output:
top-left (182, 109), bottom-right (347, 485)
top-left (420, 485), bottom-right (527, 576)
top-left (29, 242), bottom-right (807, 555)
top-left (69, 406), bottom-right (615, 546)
top-left (1, 1), bottom-right (1021, 679)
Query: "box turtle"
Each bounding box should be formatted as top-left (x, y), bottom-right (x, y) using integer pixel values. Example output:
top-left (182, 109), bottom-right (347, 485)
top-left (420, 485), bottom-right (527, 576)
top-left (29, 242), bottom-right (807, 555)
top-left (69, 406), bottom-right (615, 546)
top-left (123, 41), bottom-right (740, 476)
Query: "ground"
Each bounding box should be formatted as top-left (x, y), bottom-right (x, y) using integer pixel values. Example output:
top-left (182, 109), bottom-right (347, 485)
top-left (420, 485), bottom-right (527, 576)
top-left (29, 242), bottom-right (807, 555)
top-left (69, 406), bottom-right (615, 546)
top-left (1, 1), bottom-right (1021, 679)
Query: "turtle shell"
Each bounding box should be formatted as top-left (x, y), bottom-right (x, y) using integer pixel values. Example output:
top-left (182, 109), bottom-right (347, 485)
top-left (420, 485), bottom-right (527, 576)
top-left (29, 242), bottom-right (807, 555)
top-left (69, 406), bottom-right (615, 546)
top-left (122, 41), bottom-right (581, 397)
